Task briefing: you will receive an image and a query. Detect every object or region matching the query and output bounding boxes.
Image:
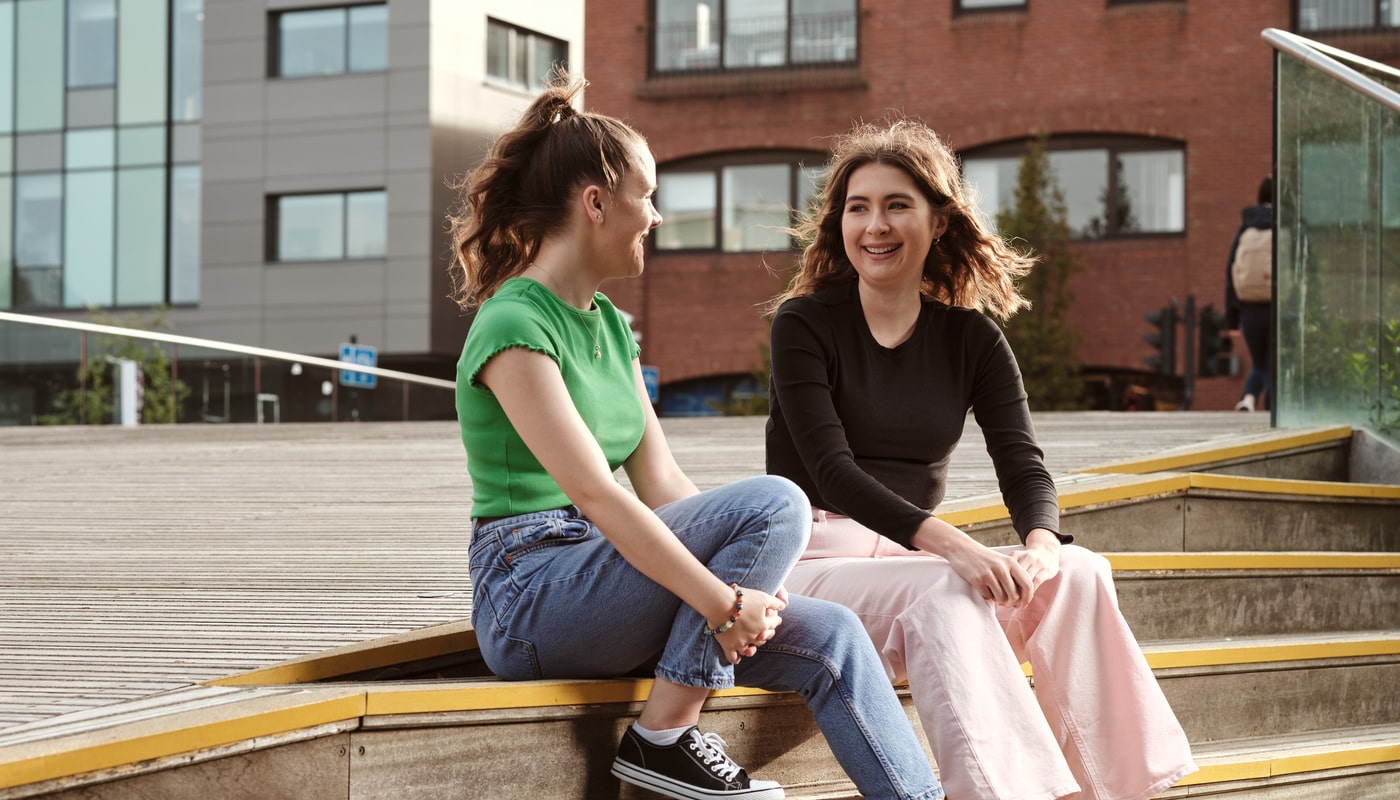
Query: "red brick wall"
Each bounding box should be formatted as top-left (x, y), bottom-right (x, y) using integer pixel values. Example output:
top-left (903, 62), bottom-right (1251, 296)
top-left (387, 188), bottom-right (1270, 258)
top-left (584, 0), bottom-right (1389, 409)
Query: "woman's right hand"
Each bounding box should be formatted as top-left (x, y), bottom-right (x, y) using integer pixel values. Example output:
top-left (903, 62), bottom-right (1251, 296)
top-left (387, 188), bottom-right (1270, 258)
top-left (710, 585), bottom-right (786, 664)
top-left (913, 516), bottom-right (1034, 608)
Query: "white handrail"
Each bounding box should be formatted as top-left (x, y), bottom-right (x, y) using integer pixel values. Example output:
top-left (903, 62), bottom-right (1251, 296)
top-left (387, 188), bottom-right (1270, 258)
top-left (1262, 28), bottom-right (1400, 113)
top-left (0, 310), bottom-right (455, 391)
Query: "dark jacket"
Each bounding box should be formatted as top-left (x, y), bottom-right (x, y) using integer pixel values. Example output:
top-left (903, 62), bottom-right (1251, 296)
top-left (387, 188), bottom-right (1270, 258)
top-left (1224, 202), bottom-right (1273, 330)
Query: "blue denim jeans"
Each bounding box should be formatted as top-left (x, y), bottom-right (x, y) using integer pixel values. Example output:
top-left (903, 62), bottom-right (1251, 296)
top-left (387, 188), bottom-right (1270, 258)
top-left (469, 475), bottom-right (943, 800)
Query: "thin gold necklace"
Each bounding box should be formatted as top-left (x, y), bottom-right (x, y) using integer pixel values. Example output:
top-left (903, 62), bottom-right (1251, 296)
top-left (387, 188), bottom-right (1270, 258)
top-left (529, 263), bottom-right (601, 359)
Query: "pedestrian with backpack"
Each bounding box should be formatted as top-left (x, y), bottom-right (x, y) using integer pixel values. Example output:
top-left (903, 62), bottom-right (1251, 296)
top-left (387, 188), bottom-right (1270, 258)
top-left (1225, 176), bottom-right (1274, 412)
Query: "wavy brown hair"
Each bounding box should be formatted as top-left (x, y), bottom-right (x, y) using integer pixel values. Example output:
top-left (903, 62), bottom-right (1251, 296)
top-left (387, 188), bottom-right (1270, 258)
top-left (447, 75), bottom-right (647, 309)
top-left (769, 119), bottom-right (1034, 321)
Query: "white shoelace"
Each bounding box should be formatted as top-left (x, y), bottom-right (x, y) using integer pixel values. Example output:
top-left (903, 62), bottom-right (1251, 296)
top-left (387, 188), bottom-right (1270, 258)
top-left (687, 730), bottom-right (743, 782)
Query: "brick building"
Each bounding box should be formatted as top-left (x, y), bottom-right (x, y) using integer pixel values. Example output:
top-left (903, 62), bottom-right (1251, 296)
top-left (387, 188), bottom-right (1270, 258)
top-left (583, 0), bottom-right (1400, 412)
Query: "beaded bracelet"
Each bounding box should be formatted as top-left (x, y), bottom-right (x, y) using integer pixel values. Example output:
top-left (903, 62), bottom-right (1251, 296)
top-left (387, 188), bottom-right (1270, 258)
top-left (702, 584), bottom-right (745, 637)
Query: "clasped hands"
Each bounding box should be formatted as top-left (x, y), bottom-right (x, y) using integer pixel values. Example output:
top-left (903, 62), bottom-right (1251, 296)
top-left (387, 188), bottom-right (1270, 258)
top-left (948, 529), bottom-right (1062, 609)
top-left (713, 585), bottom-right (788, 665)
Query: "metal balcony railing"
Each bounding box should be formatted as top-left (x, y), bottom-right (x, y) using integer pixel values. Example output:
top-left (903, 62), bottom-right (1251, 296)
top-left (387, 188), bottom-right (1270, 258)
top-left (653, 12), bottom-right (857, 75)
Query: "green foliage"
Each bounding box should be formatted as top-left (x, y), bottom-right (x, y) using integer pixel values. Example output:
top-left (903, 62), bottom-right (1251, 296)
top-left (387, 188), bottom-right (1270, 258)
top-left (710, 341), bottom-right (772, 417)
top-left (1347, 318), bottom-right (1400, 436)
top-left (995, 133), bottom-right (1088, 410)
top-left (39, 307), bottom-right (191, 425)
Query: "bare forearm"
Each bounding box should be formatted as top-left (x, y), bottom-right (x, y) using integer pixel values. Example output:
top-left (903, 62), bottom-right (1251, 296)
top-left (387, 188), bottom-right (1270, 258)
top-left (578, 482), bottom-right (734, 625)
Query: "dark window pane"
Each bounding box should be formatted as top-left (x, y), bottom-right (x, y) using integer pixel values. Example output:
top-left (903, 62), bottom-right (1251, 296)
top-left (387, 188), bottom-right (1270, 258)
top-left (1297, 0), bottom-right (1376, 31)
top-left (486, 19), bottom-right (511, 81)
top-left (345, 190), bottom-right (385, 258)
top-left (963, 156), bottom-right (1020, 230)
top-left (1048, 150), bottom-right (1108, 238)
top-left (791, 0), bottom-right (856, 64)
top-left (278, 193), bottom-right (344, 260)
top-left (722, 164), bottom-right (790, 251)
top-left (725, 0), bottom-right (786, 69)
top-left (656, 171), bottom-right (716, 249)
top-left (1119, 150), bottom-right (1184, 233)
top-left (64, 169), bottom-right (114, 307)
top-left (530, 32), bottom-right (567, 86)
top-left (15, 173), bottom-right (62, 268)
top-left (279, 8), bottom-right (346, 77)
top-left (172, 0), bottom-right (203, 121)
top-left (655, 0), bottom-right (719, 72)
top-left (67, 0), bottom-right (116, 88)
top-left (170, 164), bottom-right (200, 303)
top-left (348, 4), bottom-right (387, 72)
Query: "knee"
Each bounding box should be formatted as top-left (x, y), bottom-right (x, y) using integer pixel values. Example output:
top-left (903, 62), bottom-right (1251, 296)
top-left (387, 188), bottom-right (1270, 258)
top-left (1058, 544), bottom-right (1113, 588)
top-left (749, 475), bottom-right (812, 551)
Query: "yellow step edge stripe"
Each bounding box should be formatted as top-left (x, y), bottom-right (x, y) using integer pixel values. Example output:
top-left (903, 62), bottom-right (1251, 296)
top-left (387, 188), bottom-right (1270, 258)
top-left (1188, 472), bottom-right (1400, 499)
top-left (1018, 637), bottom-right (1400, 678)
top-left (1177, 741), bottom-right (1400, 786)
top-left (1080, 425), bottom-right (1353, 475)
top-left (209, 628), bottom-right (480, 687)
top-left (939, 470), bottom-right (1397, 527)
top-left (0, 693), bottom-right (366, 791)
top-left (939, 475), bottom-right (1191, 526)
top-left (1106, 552), bottom-right (1400, 571)
top-left (1141, 639), bottom-right (1400, 670)
top-left (363, 679), bottom-right (774, 716)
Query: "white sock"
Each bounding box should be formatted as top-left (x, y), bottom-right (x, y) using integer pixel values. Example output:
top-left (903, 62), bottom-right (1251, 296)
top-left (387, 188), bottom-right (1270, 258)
top-left (633, 722), bottom-right (690, 746)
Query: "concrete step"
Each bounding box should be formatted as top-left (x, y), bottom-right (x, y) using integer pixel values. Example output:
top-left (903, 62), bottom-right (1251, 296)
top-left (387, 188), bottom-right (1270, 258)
top-left (1108, 552), bottom-right (1400, 642)
top-left (943, 472), bottom-right (1400, 552)
top-left (5, 628), bottom-right (1398, 799)
top-left (1144, 632), bottom-right (1400, 743)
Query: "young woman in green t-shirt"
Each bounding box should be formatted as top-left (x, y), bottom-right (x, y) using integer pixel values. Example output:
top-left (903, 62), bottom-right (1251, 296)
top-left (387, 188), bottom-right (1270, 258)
top-left (447, 77), bottom-right (943, 800)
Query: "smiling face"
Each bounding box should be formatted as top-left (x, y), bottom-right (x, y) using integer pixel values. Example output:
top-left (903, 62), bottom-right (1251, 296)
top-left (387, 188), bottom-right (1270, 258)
top-left (840, 161), bottom-right (948, 295)
top-left (599, 144), bottom-right (663, 280)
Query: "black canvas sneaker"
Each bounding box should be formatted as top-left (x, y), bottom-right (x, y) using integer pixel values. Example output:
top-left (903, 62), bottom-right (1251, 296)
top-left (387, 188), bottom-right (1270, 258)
top-left (611, 725), bottom-right (785, 799)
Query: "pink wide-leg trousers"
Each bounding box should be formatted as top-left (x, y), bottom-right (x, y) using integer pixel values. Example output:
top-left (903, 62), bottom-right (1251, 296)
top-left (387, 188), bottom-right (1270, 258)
top-left (784, 513), bottom-right (1196, 800)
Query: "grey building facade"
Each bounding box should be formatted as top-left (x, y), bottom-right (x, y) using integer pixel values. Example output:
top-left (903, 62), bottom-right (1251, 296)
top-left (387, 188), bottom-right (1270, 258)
top-left (1, 0), bottom-right (583, 423)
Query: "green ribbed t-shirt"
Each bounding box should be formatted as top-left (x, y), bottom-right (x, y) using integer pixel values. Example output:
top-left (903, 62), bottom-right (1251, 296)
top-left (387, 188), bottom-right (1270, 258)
top-left (456, 278), bottom-right (645, 519)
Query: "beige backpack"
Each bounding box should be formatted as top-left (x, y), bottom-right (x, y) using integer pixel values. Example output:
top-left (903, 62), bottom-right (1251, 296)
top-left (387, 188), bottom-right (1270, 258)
top-left (1231, 227), bottom-right (1273, 302)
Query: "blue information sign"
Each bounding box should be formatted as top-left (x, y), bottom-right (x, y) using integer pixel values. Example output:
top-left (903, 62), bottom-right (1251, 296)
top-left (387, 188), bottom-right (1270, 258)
top-left (641, 365), bottom-right (660, 404)
top-left (339, 342), bottom-right (378, 389)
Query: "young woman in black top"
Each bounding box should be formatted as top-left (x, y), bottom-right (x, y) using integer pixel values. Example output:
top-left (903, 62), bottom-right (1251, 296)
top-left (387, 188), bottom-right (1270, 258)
top-left (765, 119), bottom-right (1196, 800)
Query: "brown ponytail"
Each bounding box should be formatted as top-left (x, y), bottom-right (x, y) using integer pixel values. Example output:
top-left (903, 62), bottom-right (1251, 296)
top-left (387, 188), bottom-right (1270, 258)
top-left (447, 73), bottom-right (647, 308)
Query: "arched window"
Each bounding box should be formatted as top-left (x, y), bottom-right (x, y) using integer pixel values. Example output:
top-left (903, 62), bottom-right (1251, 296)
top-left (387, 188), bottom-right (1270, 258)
top-left (962, 136), bottom-right (1186, 240)
top-left (655, 152), bottom-right (827, 252)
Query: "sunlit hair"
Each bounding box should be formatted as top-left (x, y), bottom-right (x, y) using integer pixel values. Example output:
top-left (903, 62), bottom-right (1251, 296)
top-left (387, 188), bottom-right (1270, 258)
top-left (447, 73), bottom-right (647, 309)
top-left (768, 119), bottom-right (1033, 321)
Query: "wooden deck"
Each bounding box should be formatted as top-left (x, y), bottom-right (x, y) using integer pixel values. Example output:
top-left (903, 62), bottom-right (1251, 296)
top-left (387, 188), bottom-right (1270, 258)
top-left (0, 412), bottom-right (1271, 731)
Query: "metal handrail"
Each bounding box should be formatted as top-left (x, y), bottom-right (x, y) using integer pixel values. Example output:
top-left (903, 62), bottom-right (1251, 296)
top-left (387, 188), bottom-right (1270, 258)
top-left (1262, 27), bottom-right (1400, 113)
top-left (0, 310), bottom-right (455, 390)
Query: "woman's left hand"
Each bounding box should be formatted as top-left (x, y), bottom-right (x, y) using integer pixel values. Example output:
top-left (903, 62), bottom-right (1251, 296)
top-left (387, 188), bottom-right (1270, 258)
top-left (1013, 529), bottom-right (1062, 594)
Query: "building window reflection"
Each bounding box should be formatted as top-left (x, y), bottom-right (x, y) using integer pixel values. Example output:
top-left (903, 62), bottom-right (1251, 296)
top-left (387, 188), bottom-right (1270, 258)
top-left (656, 154), bottom-right (823, 252)
top-left (274, 4), bottom-right (388, 78)
top-left (67, 0), bottom-right (117, 88)
top-left (271, 190), bottom-right (387, 262)
top-left (653, 0), bottom-right (857, 74)
top-left (1, 0), bottom-right (204, 311)
top-left (963, 137), bottom-right (1186, 240)
top-left (486, 18), bottom-right (568, 92)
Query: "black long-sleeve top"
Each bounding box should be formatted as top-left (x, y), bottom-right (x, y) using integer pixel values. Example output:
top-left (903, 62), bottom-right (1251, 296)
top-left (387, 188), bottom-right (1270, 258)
top-left (765, 280), bottom-right (1063, 549)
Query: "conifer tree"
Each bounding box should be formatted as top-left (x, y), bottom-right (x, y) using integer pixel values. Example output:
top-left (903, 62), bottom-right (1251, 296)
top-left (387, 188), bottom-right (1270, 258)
top-left (994, 133), bottom-right (1087, 410)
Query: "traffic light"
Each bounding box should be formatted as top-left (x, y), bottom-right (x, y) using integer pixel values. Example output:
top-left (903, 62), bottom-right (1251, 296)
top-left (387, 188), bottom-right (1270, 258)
top-left (1198, 304), bottom-right (1233, 377)
top-left (1144, 299), bottom-right (1179, 375)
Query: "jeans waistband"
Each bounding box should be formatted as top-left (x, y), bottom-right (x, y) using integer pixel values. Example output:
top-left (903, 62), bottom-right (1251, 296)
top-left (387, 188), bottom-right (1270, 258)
top-left (473, 504), bottom-right (580, 529)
